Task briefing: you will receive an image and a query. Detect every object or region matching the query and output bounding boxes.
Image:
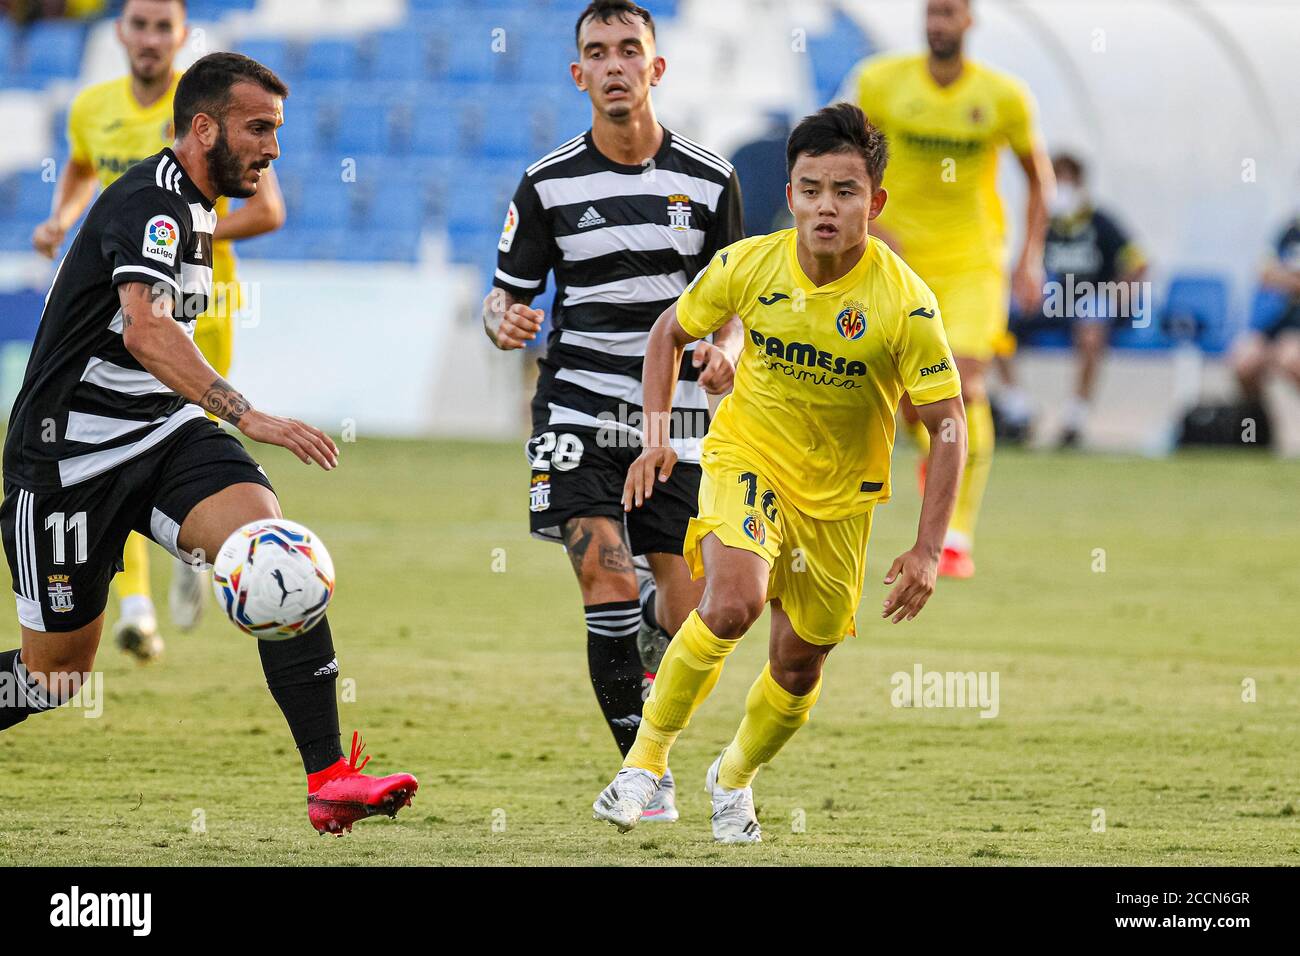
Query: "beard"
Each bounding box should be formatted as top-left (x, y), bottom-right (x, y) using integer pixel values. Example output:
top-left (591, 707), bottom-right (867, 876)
top-left (205, 126), bottom-right (257, 199)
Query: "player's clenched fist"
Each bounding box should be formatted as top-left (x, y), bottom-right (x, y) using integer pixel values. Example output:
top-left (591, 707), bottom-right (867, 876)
top-left (31, 220), bottom-right (66, 259)
top-left (692, 340), bottom-right (736, 395)
top-left (623, 445), bottom-right (678, 511)
top-left (493, 302), bottom-right (545, 350)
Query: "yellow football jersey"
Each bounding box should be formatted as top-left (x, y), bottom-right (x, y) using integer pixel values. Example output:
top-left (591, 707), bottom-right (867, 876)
top-left (68, 73), bottom-right (237, 304)
top-left (676, 229), bottom-right (962, 520)
top-left (846, 52), bottom-right (1041, 275)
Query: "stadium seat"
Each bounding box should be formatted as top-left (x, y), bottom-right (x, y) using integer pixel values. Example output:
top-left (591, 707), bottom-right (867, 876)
top-left (302, 38), bottom-right (360, 82)
top-left (806, 9), bottom-right (873, 105)
top-left (239, 39), bottom-right (296, 81)
top-left (8, 21), bottom-right (86, 88)
top-left (1247, 286), bottom-right (1290, 334)
top-left (1159, 273), bottom-right (1231, 352)
top-left (371, 29), bottom-right (435, 84)
top-left (327, 102), bottom-right (394, 158)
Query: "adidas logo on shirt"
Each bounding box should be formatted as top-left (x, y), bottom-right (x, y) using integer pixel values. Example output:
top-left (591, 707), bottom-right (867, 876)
top-left (576, 206), bottom-right (606, 229)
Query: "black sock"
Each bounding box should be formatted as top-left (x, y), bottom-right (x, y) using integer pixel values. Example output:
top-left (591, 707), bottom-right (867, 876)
top-left (0, 649), bottom-right (60, 731)
top-left (585, 600), bottom-right (647, 756)
top-left (259, 615), bottom-right (343, 775)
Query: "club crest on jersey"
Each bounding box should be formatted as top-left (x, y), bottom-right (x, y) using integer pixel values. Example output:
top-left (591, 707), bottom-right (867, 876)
top-left (498, 201), bottom-right (519, 253)
top-left (667, 194), bottom-right (692, 231)
top-left (835, 301), bottom-right (868, 340)
top-left (530, 473), bottom-right (551, 512)
top-left (46, 574), bottom-right (74, 613)
top-left (143, 215), bottom-right (179, 266)
top-left (742, 514), bottom-right (765, 546)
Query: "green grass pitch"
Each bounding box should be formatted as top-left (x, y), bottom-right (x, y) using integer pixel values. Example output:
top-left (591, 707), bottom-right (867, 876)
top-left (0, 437), bottom-right (1295, 865)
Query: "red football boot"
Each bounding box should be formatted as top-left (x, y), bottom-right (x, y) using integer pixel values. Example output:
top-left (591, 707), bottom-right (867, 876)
top-left (937, 546), bottom-right (975, 579)
top-left (307, 731), bottom-right (419, 836)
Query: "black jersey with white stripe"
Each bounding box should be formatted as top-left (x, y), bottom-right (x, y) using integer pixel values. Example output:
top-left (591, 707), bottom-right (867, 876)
top-left (492, 126), bottom-right (744, 462)
top-left (3, 148), bottom-right (216, 492)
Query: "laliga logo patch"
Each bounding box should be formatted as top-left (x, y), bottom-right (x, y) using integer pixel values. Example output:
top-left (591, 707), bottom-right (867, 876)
top-left (142, 215), bottom-right (179, 266)
top-left (498, 201), bottom-right (519, 253)
top-left (835, 305), bottom-right (867, 341)
top-left (742, 514), bottom-right (765, 546)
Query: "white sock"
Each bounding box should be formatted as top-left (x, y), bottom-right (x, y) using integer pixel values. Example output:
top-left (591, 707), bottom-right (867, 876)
top-left (1063, 396), bottom-right (1090, 431)
top-left (120, 594), bottom-right (155, 620)
top-left (944, 529), bottom-right (972, 553)
top-left (1000, 387), bottom-right (1033, 424)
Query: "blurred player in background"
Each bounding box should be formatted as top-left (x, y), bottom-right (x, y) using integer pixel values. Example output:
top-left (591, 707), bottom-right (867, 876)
top-left (1230, 212), bottom-right (1300, 417)
top-left (592, 105), bottom-right (966, 842)
top-left (842, 0), bottom-right (1052, 578)
top-left (482, 0), bottom-right (744, 823)
top-left (31, 0), bottom-right (285, 659)
top-left (1040, 153), bottom-right (1146, 447)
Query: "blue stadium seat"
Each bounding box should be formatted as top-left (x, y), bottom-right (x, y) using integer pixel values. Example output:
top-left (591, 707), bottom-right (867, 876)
top-left (371, 29), bottom-right (435, 83)
top-left (447, 225), bottom-right (502, 270)
top-left (329, 102), bottom-right (393, 158)
top-left (239, 39), bottom-right (295, 80)
top-left (1159, 273), bottom-right (1231, 353)
top-left (302, 38), bottom-right (359, 82)
top-left (439, 25), bottom-right (502, 84)
top-left (807, 9), bottom-right (872, 104)
top-left (14, 172), bottom-right (56, 223)
top-left (9, 21), bottom-right (86, 87)
top-left (1248, 286), bottom-right (1290, 334)
top-left (287, 182), bottom-right (353, 230)
top-left (186, 0), bottom-right (256, 19)
top-left (336, 227), bottom-right (422, 263)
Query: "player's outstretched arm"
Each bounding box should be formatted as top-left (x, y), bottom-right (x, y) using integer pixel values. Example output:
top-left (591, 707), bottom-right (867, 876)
top-left (623, 303), bottom-right (697, 511)
top-left (117, 281), bottom-right (338, 470)
top-left (482, 287), bottom-right (542, 350)
top-left (882, 395), bottom-right (966, 623)
top-left (31, 158), bottom-right (97, 259)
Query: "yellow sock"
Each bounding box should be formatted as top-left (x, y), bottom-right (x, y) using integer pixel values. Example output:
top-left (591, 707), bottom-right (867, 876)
top-left (718, 662), bottom-right (821, 790)
top-left (113, 532), bottom-right (152, 606)
top-left (624, 609), bottom-right (738, 776)
top-left (950, 397), bottom-right (994, 546)
top-left (905, 415), bottom-right (931, 455)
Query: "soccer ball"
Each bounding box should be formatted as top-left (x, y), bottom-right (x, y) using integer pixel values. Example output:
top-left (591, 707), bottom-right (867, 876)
top-left (211, 519), bottom-right (335, 640)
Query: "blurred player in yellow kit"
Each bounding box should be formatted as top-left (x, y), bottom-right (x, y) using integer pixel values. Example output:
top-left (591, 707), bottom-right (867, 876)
top-left (843, 0), bottom-right (1053, 577)
top-left (32, 0), bottom-right (285, 658)
top-left (592, 104), bottom-right (967, 842)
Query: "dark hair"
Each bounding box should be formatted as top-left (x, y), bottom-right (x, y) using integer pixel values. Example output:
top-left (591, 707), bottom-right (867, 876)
top-left (574, 0), bottom-right (655, 51)
top-left (173, 51), bottom-right (288, 137)
top-left (122, 0), bottom-right (187, 12)
top-left (1052, 152), bottom-right (1086, 182)
top-left (786, 102), bottom-right (888, 187)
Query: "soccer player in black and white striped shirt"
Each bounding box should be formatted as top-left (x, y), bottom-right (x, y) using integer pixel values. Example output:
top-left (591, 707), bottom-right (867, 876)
top-left (482, 0), bottom-right (744, 821)
top-left (0, 53), bottom-right (416, 835)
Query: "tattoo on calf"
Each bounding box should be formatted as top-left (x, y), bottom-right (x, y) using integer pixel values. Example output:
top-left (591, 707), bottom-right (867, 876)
top-left (201, 377), bottom-right (251, 425)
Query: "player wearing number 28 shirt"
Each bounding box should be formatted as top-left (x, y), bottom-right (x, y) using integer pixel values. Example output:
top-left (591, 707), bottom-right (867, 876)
top-left (482, 1), bottom-right (744, 823)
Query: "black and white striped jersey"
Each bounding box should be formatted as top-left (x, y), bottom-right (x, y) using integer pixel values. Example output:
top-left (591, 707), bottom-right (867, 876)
top-left (492, 126), bottom-right (744, 462)
top-left (3, 148), bottom-right (217, 492)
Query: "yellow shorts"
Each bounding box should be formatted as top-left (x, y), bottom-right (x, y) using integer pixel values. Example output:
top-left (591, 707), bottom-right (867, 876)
top-left (193, 306), bottom-right (236, 379)
top-left (922, 266), bottom-right (1009, 362)
top-left (682, 441), bottom-right (874, 646)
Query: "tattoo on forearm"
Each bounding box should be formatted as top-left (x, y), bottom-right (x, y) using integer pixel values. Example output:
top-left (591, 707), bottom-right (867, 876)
top-left (201, 377), bottom-right (251, 425)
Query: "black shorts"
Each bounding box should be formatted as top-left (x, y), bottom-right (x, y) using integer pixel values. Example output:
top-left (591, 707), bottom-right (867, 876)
top-left (526, 425), bottom-right (701, 556)
top-left (2, 418), bottom-right (274, 633)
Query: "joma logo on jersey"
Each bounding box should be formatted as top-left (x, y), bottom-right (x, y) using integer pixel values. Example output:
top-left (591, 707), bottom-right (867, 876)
top-left (835, 305), bottom-right (867, 340)
top-left (749, 329), bottom-right (868, 377)
top-left (919, 358), bottom-right (951, 377)
top-left (742, 514), bottom-right (765, 545)
top-left (666, 194), bottom-right (692, 231)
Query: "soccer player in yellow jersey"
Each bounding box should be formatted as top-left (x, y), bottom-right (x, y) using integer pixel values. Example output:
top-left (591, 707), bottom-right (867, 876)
top-left (843, 0), bottom-right (1054, 578)
top-left (31, 0), bottom-right (285, 659)
top-left (592, 104), bottom-right (967, 842)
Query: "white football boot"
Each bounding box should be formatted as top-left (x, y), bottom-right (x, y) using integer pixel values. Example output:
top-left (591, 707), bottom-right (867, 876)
top-left (641, 767), bottom-right (679, 823)
top-left (706, 750), bottom-right (762, 844)
top-left (168, 556), bottom-right (206, 632)
top-left (113, 608), bottom-right (164, 662)
top-left (592, 766), bottom-right (661, 832)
